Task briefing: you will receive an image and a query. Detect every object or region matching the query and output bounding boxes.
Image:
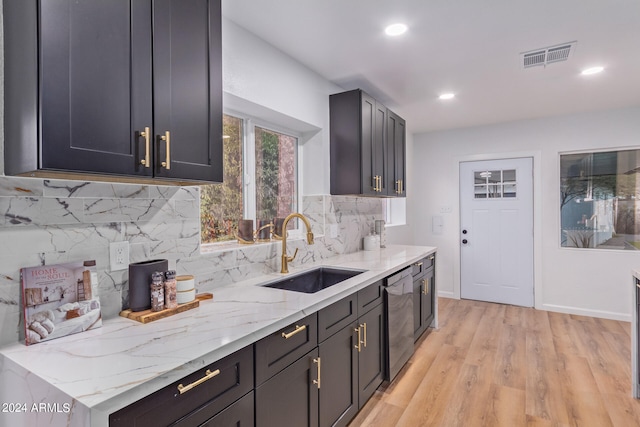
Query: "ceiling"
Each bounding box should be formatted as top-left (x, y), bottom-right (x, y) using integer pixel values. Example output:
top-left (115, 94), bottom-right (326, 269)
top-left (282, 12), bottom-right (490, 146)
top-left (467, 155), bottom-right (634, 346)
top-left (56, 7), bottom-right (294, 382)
top-left (222, 0), bottom-right (640, 134)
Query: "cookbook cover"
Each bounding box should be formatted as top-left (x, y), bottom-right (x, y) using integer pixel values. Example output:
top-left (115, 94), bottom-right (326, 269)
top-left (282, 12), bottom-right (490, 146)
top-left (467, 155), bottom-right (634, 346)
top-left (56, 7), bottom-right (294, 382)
top-left (21, 260), bottom-right (102, 345)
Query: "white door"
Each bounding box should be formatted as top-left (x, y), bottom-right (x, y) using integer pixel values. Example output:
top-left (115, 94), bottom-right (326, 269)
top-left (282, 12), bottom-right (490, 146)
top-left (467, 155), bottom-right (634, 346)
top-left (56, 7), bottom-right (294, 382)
top-left (460, 158), bottom-right (534, 307)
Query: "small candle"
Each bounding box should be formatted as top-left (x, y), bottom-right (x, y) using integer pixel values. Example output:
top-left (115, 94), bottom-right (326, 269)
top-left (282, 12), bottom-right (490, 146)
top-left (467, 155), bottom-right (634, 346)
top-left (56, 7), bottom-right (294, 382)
top-left (238, 219), bottom-right (254, 243)
top-left (273, 217), bottom-right (285, 239)
top-left (256, 219), bottom-right (272, 241)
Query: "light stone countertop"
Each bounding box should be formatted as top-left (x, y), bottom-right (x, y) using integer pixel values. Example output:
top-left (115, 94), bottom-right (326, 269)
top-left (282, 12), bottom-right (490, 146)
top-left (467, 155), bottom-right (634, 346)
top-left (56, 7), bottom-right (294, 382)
top-left (0, 244), bottom-right (436, 427)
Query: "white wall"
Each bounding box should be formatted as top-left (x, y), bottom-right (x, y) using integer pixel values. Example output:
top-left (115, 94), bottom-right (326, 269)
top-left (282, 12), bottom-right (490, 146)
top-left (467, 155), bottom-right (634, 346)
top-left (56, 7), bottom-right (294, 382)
top-left (413, 106), bottom-right (640, 320)
top-left (222, 18), bottom-right (342, 196)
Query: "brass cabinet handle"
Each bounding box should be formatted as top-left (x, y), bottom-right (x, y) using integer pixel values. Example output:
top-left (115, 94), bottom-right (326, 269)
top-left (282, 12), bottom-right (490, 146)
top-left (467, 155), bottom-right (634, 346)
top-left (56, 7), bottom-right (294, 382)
top-left (282, 324), bottom-right (306, 339)
top-left (429, 255), bottom-right (435, 261)
top-left (313, 357), bottom-right (321, 389)
top-left (361, 323), bottom-right (367, 348)
top-left (396, 179), bottom-right (401, 194)
top-left (373, 175), bottom-right (383, 192)
top-left (139, 126), bottom-right (150, 167)
top-left (414, 261), bottom-right (423, 267)
top-left (177, 368), bottom-right (220, 394)
top-left (422, 278), bottom-right (429, 295)
top-left (160, 131), bottom-right (171, 169)
top-left (354, 326), bottom-right (362, 352)
top-left (400, 179), bottom-right (404, 194)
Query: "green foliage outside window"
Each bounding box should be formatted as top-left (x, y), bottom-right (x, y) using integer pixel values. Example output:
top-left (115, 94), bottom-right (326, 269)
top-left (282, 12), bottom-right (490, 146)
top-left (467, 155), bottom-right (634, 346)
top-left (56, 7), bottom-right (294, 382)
top-left (200, 115), bottom-right (244, 243)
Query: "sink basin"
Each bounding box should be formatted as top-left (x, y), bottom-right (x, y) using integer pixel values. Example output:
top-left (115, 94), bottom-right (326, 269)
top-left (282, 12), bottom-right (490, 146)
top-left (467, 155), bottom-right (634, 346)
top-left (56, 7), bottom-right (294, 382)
top-left (263, 267), bottom-right (365, 294)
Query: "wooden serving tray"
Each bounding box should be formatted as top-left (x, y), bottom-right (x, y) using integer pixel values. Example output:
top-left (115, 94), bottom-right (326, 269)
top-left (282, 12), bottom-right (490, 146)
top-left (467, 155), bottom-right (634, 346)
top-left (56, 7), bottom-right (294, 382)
top-left (120, 293), bottom-right (213, 324)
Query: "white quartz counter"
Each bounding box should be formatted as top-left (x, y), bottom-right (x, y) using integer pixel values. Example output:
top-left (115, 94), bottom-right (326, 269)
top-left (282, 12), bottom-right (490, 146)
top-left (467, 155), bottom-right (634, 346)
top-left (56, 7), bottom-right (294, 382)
top-left (0, 245), bottom-right (436, 427)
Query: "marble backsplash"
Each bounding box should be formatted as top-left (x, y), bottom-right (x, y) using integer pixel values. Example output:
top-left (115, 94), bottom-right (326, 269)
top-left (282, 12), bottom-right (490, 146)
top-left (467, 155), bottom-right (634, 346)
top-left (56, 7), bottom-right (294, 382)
top-left (0, 176), bottom-right (383, 347)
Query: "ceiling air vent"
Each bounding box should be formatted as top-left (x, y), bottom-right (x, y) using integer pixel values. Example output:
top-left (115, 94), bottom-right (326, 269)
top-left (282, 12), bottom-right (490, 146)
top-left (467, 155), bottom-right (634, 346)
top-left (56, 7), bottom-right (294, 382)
top-left (521, 41), bottom-right (576, 69)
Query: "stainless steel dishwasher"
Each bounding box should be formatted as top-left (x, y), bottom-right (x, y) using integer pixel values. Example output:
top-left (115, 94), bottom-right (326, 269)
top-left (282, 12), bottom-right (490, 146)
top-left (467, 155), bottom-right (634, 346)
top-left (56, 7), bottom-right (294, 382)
top-left (384, 267), bottom-right (414, 381)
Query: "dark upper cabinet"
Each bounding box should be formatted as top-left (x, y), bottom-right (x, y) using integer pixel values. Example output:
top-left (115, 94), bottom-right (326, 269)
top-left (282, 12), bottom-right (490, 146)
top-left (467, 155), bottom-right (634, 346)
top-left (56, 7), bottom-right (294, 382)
top-left (386, 110), bottom-right (406, 197)
top-left (330, 89), bottom-right (406, 197)
top-left (4, 0), bottom-right (223, 183)
top-left (330, 89), bottom-right (387, 196)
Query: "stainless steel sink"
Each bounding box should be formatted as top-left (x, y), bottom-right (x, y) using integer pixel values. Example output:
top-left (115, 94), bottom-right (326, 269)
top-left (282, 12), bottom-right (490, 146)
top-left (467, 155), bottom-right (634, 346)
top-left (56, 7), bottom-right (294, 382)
top-left (263, 267), bottom-right (365, 294)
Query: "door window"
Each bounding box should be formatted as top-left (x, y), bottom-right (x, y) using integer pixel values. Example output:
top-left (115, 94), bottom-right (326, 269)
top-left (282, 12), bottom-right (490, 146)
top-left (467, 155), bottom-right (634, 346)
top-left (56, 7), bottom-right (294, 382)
top-left (473, 169), bottom-right (516, 199)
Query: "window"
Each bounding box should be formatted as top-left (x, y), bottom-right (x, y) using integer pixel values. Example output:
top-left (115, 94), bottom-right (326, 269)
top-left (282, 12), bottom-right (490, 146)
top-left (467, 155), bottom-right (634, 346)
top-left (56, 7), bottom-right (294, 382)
top-left (200, 114), bottom-right (299, 244)
top-left (560, 149), bottom-right (640, 250)
top-left (473, 169), bottom-right (516, 199)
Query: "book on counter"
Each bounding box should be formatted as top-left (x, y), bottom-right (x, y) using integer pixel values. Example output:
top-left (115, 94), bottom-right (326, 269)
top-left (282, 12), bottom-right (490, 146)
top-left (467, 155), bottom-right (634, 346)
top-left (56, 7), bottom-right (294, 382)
top-left (21, 260), bottom-right (102, 346)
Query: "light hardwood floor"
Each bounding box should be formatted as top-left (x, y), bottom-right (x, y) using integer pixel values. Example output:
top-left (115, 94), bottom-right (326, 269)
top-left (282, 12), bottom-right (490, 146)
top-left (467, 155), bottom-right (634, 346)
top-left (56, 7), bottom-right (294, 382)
top-left (349, 297), bottom-right (640, 427)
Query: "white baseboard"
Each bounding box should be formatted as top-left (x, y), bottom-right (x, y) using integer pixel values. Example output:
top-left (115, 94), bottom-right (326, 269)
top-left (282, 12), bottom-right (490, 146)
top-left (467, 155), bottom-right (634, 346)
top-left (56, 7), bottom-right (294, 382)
top-left (539, 303), bottom-right (630, 322)
top-left (434, 294), bottom-right (631, 322)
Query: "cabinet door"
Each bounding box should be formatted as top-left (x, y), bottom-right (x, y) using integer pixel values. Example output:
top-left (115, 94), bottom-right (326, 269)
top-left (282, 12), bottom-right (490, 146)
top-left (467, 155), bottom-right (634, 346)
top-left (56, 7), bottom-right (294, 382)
top-left (358, 303), bottom-right (384, 407)
top-left (360, 93), bottom-right (387, 196)
top-left (413, 275), bottom-right (425, 341)
top-left (40, 0), bottom-right (153, 177)
top-left (318, 322), bottom-right (358, 427)
top-left (152, 0), bottom-right (223, 182)
top-left (422, 268), bottom-right (435, 329)
top-left (386, 110), bottom-right (406, 197)
top-left (255, 349), bottom-right (319, 427)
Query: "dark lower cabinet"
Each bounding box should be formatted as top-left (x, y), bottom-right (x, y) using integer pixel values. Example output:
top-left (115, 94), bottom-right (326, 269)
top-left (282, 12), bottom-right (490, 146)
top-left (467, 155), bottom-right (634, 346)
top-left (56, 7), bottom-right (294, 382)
top-left (199, 391), bottom-right (254, 427)
top-left (109, 272), bottom-right (414, 427)
top-left (413, 259), bottom-right (435, 341)
top-left (357, 303), bottom-right (384, 408)
top-left (109, 345), bottom-right (253, 427)
top-left (255, 349), bottom-right (320, 427)
top-left (318, 322), bottom-right (358, 427)
top-left (315, 284), bottom-right (385, 427)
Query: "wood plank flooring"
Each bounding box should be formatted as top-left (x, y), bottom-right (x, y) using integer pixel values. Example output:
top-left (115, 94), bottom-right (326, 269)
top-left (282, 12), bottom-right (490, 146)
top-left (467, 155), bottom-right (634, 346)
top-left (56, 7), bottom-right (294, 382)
top-left (349, 298), bottom-right (640, 427)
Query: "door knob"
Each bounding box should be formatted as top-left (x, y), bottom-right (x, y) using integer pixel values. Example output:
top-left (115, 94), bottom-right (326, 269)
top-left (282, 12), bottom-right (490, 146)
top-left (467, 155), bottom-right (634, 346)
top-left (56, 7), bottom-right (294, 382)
top-left (462, 229), bottom-right (468, 234)
top-left (462, 239), bottom-right (468, 244)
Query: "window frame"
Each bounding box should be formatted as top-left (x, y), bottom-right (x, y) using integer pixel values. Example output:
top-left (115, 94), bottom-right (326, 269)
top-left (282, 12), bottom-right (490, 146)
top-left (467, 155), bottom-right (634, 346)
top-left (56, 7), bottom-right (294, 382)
top-left (201, 110), bottom-right (302, 246)
top-left (559, 146), bottom-right (640, 251)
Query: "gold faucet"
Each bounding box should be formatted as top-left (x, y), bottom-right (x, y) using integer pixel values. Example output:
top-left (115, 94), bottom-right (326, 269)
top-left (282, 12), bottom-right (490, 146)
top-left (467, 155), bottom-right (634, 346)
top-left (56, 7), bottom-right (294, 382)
top-left (281, 213), bottom-right (315, 273)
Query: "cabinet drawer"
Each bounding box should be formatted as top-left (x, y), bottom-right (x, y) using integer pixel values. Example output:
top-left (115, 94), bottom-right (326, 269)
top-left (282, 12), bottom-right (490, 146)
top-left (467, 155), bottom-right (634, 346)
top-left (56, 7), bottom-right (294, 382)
top-left (357, 280), bottom-right (383, 314)
top-left (318, 294), bottom-right (358, 342)
top-left (197, 390), bottom-right (254, 427)
top-left (110, 345), bottom-right (253, 427)
top-left (255, 313), bottom-right (318, 385)
top-left (411, 254), bottom-right (435, 277)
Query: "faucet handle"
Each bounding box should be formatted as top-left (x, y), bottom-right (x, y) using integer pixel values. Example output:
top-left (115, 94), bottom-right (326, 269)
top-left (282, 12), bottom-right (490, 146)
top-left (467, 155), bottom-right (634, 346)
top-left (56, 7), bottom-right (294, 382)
top-left (287, 248), bottom-right (299, 263)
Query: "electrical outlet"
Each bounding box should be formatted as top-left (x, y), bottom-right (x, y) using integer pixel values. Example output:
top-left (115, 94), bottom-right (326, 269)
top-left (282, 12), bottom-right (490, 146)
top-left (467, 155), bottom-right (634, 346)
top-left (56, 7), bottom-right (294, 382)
top-left (109, 241), bottom-right (130, 271)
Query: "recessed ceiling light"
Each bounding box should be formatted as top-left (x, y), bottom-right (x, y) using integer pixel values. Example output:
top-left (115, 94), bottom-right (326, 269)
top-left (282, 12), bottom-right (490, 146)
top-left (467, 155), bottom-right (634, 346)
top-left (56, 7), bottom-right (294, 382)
top-left (385, 23), bottom-right (407, 36)
top-left (581, 66), bottom-right (604, 75)
top-left (439, 93), bottom-right (455, 100)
